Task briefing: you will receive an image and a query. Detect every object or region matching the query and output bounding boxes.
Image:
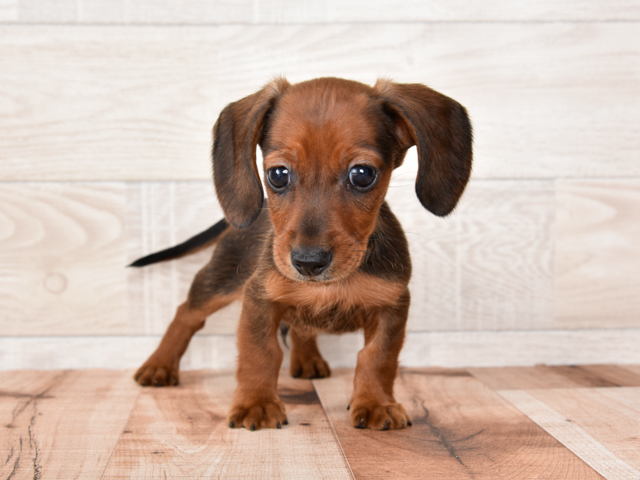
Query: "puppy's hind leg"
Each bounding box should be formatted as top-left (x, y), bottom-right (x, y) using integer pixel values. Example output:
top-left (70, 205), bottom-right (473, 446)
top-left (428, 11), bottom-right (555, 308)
top-left (134, 266), bottom-right (240, 387)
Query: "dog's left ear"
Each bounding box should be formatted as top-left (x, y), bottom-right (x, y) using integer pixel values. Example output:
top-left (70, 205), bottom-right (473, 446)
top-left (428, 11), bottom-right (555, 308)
top-left (212, 78), bottom-right (290, 229)
top-left (375, 80), bottom-right (473, 216)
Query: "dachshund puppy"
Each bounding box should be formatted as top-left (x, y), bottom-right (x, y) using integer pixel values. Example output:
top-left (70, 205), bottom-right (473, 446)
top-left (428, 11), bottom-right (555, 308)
top-left (132, 77), bottom-right (472, 431)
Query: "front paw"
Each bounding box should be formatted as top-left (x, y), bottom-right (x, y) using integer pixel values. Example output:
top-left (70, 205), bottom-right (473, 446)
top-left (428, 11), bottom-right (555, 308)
top-left (134, 355), bottom-right (179, 387)
top-left (350, 400), bottom-right (412, 430)
top-left (228, 398), bottom-right (288, 431)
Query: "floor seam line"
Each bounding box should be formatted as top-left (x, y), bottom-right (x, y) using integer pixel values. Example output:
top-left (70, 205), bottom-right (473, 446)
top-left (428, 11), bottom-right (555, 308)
top-left (312, 379), bottom-right (356, 480)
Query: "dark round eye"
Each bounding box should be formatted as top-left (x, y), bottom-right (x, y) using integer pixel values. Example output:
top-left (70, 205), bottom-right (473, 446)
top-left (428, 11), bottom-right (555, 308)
top-left (348, 165), bottom-right (377, 189)
top-left (267, 167), bottom-right (290, 191)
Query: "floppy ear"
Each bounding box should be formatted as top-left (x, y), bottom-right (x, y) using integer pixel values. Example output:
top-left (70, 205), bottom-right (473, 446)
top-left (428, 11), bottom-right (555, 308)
top-left (212, 78), bottom-right (290, 228)
top-left (375, 80), bottom-right (473, 216)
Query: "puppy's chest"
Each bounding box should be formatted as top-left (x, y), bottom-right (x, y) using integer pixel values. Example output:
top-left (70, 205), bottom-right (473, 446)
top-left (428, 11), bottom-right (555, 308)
top-left (283, 304), bottom-right (370, 334)
top-left (265, 271), bottom-right (406, 333)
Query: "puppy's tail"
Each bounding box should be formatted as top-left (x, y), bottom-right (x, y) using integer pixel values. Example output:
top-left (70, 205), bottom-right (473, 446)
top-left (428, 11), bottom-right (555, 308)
top-left (128, 218), bottom-right (229, 267)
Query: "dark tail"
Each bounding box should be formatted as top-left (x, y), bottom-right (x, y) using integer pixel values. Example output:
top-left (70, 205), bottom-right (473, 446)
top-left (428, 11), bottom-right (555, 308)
top-left (128, 218), bottom-right (229, 267)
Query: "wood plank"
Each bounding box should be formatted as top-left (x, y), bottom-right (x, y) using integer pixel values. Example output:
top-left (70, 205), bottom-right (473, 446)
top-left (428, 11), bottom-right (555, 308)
top-left (0, 182), bottom-right (241, 336)
top-left (470, 365), bottom-right (640, 391)
top-left (102, 370), bottom-right (352, 479)
top-left (576, 365), bottom-right (640, 387)
top-left (0, 370), bottom-right (140, 480)
top-left (549, 365), bottom-right (640, 387)
top-left (11, 0), bottom-right (640, 23)
top-left (125, 182), bottom-right (241, 336)
top-left (313, 369), bottom-right (603, 479)
top-left (390, 178), bottom-right (554, 332)
top-left (0, 0), bottom-right (17, 21)
top-left (556, 180), bottom-right (640, 329)
top-left (1, 179), bottom-right (556, 335)
top-left (0, 182), bottom-right (127, 335)
top-left (4, 332), bottom-right (640, 371)
top-left (596, 386), bottom-right (640, 415)
top-left (0, 23), bottom-right (638, 180)
top-left (502, 388), bottom-right (640, 478)
top-left (126, 178), bottom-right (555, 334)
top-left (0, 370), bottom-right (65, 479)
top-left (415, 329), bottom-right (640, 368)
top-left (621, 365), bottom-right (640, 377)
top-left (0, 335), bottom-right (239, 371)
top-left (393, 180), bottom-right (554, 332)
top-left (468, 366), bottom-right (595, 390)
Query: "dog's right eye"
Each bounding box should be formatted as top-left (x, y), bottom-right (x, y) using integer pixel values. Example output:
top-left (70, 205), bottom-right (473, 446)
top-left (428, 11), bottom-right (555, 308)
top-left (267, 167), bottom-right (290, 191)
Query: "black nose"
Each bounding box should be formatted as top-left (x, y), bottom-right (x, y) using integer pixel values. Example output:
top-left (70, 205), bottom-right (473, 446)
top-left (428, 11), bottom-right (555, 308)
top-left (291, 248), bottom-right (333, 277)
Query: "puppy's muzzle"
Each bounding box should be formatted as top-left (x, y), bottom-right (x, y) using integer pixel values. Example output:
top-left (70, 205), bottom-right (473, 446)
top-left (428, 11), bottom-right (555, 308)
top-left (291, 247), bottom-right (333, 278)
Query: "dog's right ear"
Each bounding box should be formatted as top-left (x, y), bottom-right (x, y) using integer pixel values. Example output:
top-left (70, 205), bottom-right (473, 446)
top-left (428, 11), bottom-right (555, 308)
top-left (212, 78), bottom-right (290, 229)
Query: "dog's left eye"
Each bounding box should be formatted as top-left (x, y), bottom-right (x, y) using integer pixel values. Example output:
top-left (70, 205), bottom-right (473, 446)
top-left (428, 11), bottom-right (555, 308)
top-left (267, 167), bottom-right (290, 191)
top-left (349, 165), bottom-right (377, 189)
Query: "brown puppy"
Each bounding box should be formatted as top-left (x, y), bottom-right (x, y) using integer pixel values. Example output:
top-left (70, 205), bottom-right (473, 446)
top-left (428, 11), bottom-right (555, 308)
top-left (132, 77), bottom-right (472, 431)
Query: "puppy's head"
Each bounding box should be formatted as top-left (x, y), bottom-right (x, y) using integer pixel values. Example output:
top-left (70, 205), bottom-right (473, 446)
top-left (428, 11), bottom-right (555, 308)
top-left (213, 77), bottom-right (472, 283)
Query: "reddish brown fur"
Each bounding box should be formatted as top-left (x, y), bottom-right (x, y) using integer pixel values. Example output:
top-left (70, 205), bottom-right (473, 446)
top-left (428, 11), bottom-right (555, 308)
top-left (134, 77), bottom-right (472, 431)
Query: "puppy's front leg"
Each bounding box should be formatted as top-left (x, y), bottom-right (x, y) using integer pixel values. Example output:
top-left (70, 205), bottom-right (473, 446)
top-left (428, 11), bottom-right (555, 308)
top-left (350, 290), bottom-right (412, 430)
top-left (228, 292), bottom-right (288, 431)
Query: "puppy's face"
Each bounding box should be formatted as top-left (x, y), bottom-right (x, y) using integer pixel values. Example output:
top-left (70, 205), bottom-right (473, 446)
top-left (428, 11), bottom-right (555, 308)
top-left (261, 79), bottom-right (403, 283)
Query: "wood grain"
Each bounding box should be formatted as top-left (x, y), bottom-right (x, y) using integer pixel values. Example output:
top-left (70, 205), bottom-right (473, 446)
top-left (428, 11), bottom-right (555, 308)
top-left (409, 329), bottom-right (640, 368)
top-left (0, 179), bottom-right (557, 336)
top-left (9, 0), bottom-right (640, 23)
top-left (0, 183), bottom-right (127, 335)
top-left (2, 366), bottom-right (639, 478)
top-left (577, 365), bottom-right (640, 386)
top-left (0, 23), bottom-right (638, 180)
top-left (501, 388), bottom-right (640, 478)
top-left (3, 331), bottom-right (640, 371)
top-left (102, 371), bottom-right (353, 479)
top-left (468, 366), bottom-right (606, 390)
top-left (469, 365), bottom-right (640, 390)
top-left (0, 0), bottom-right (17, 22)
top-left (0, 370), bottom-right (140, 480)
top-left (0, 334), bottom-right (240, 371)
top-left (125, 182), bottom-right (241, 336)
top-left (597, 386), bottom-right (640, 415)
top-left (530, 388), bottom-right (640, 472)
top-left (556, 180), bottom-right (640, 329)
top-left (314, 369), bottom-right (603, 479)
top-left (622, 365), bottom-right (640, 377)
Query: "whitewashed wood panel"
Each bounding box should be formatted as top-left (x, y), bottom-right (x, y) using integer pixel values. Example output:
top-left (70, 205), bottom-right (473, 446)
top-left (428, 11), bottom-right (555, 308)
top-left (0, 182), bottom-right (127, 335)
top-left (11, 0), bottom-right (640, 23)
top-left (0, 23), bottom-right (638, 180)
top-left (1, 179), bottom-right (555, 335)
top-left (556, 180), bottom-right (640, 329)
top-left (3, 330), bottom-right (640, 370)
top-left (125, 182), bottom-right (242, 336)
top-left (404, 329), bottom-right (640, 368)
top-left (0, 0), bottom-right (17, 21)
top-left (389, 177), bottom-right (555, 331)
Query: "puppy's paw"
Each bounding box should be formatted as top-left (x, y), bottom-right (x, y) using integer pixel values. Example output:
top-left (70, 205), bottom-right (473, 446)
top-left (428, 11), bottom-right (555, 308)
top-left (134, 357), bottom-right (179, 387)
top-left (290, 355), bottom-right (331, 379)
top-left (228, 399), bottom-right (288, 431)
top-left (350, 401), bottom-right (412, 430)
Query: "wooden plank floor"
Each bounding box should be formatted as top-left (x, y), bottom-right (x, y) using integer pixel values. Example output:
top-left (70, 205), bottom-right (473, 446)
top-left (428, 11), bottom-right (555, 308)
top-left (1, 366), bottom-right (639, 479)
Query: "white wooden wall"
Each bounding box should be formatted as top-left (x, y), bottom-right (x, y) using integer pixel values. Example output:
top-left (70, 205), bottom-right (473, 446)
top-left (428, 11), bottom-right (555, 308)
top-left (1, 1), bottom-right (640, 370)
